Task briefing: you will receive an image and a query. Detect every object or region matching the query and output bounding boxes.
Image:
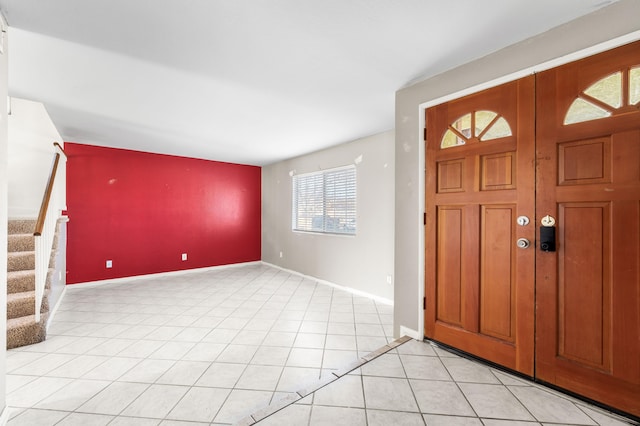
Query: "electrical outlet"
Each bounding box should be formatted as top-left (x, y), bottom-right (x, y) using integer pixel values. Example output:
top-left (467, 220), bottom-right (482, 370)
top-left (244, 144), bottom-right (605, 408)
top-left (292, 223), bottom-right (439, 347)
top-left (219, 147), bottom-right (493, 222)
top-left (279, 251), bottom-right (283, 258)
top-left (106, 260), bottom-right (113, 268)
top-left (182, 253), bottom-right (187, 261)
top-left (386, 275), bottom-right (392, 285)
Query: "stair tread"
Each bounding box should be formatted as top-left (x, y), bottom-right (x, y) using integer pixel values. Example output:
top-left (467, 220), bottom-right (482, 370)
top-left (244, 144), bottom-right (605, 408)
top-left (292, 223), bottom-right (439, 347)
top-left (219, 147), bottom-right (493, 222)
top-left (8, 233), bottom-right (34, 239)
top-left (7, 290), bottom-right (49, 320)
top-left (7, 221), bottom-right (37, 236)
top-left (7, 312), bottom-right (48, 349)
top-left (7, 291), bottom-right (36, 301)
top-left (7, 251), bottom-right (36, 272)
top-left (7, 269), bottom-right (35, 277)
top-left (7, 250), bottom-right (35, 256)
top-left (7, 314), bottom-right (40, 327)
top-left (7, 270), bottom-right (37, 295)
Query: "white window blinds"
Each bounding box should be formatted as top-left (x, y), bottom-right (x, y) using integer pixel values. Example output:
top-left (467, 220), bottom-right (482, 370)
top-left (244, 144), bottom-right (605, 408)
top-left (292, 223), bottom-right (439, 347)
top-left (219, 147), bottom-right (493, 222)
top-left (292, 166), bottom-right (356, 235)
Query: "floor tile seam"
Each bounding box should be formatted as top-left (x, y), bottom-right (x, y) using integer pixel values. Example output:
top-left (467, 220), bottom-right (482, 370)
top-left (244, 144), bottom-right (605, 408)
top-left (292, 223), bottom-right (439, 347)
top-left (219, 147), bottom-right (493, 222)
top-left (11, 352), bottom-right (100, 379)
top-left (512, 376), bottom-right (602, 409)
top-left (497, 378), bottom-right (558, 424)
top-left (152, 386), bottom-right (226, 423)
top-left (430, 345), bottom-right (618, 425)
top-left (9, 406), bottom-right (78, 424)
top-left (237, 336), bottom-right (413, 426)
top-left (390, 349), bottom-right (426, 415)
top-left (153, 359), bottom-right (245, 389)
top-left (14, 368), bottom-right (159, 388)
top-left (506, 384), bottom-right (632, 426)
top-left (51, 382), bottom-right (156, 419)
top-left (399, 345), bottom-right (480, 420)
top-left (572, 402), bottom-right (639, 426)
top-left (308, 403), bottom-right (370, 411)
top-left (306, 402), bottom-right (428, 418)
top-left (152, 381), bottom-right (229, 424)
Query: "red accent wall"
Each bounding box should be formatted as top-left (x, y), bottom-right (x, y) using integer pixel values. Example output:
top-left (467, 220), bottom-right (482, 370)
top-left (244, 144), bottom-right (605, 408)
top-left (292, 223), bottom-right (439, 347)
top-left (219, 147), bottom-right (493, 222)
top-left (65, 143), bottom-right (261, 284)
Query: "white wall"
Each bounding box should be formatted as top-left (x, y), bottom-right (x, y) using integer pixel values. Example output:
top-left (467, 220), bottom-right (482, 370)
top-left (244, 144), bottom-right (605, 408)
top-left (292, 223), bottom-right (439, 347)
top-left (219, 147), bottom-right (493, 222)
top-left (0, 12), bottom-right (9, 423)
top-left (262, 130), bottom-right (395, 301)
top-left (394, 0), bottom-right (640, 337)
top-left (8, 97), bottom-right (63, 218)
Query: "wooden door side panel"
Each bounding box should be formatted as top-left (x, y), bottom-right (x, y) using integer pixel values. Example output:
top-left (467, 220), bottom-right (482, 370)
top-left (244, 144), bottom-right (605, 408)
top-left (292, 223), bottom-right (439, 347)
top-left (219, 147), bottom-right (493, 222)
top-left (557, 202), bottom-right (611, 371)
top-left (611, 199), bottom-right (640, 384)
top-left (436, 206), bottom-right (463, 326)
top-left (480, 204), bottom-right (516, 342)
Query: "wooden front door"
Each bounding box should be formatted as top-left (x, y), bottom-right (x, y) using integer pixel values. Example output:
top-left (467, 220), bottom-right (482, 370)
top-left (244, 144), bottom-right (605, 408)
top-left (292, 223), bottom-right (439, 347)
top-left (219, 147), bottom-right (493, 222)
top-left (535, 41), bottom-right (640, 417)
top-left (425, 76), bottom-right (536, 375)
top-left (425, 40), bottom-right (640, 418)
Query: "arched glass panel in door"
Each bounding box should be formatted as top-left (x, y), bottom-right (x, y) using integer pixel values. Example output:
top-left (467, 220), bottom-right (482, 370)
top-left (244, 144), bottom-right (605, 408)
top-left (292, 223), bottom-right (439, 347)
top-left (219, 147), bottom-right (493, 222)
top-left (564, 66), bottom-right (640, 125)
top-left (441, 110), bottom-right (512, 149)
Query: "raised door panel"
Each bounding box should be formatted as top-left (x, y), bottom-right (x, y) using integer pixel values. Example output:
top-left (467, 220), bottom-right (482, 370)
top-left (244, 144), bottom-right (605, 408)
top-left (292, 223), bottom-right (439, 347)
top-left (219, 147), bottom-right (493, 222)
top-left (480, 204), bottom-right (516, 342)
top-left (557, 203), bottom-right (611, 371)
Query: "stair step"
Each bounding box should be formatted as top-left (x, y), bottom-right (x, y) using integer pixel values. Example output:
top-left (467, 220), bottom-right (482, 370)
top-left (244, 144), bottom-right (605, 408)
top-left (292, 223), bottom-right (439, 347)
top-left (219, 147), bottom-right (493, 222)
top-left (7, 313), bottom-right (47, 349)
top-left (8, 219), bottom-right (36, 235)
top-left (7, 270), bottom-right (36, 293)
top-left (7, 269), bottom-right (53, 294)
top-left (8, 233), bottom-right (35, 253)
top-left (7, 291), bottom-right (49, 319)
top-left (7, 251), bottom-right (35, 272)
top-left (6, 218), bottom-right (55, 350)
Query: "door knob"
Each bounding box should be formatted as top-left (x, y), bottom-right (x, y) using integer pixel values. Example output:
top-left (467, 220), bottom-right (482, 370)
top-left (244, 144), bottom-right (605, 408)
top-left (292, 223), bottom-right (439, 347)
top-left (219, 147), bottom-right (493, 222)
top-left (541, 215), bottom-right (556, 227)
top-left (517, 238), bottom-right (530, 249)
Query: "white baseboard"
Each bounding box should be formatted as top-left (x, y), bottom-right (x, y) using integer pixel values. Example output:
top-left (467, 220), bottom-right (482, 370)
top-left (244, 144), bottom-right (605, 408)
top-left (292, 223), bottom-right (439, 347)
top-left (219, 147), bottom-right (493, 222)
top-left (66, 261), bottom-right (263, 289)
top-left (46, 285), bottom-right (67, 332)
top-left (66, 261), bottom-right (394, 308)
top-left (261, 261), bottom-right (394, 306)
top-left (400, 325), bottom-right (421, 340)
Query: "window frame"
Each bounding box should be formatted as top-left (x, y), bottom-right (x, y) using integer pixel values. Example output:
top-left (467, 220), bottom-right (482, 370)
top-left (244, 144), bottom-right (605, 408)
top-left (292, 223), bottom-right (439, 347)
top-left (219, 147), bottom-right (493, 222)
top-left (291, 165), bottom-right (357, 236)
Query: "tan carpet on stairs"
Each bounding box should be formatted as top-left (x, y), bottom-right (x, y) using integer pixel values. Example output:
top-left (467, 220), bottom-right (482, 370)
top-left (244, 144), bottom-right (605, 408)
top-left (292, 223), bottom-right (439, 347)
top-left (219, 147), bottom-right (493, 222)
top-left (6, 219), bottom-right (49, 349)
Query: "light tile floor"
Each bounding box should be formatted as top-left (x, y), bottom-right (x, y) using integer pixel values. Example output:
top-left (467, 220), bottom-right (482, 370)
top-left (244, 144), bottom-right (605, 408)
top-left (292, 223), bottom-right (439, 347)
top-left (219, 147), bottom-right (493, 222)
top-left (5, 264), bottom-right (636, 425)
top-left (248, 338), bottom-right (636, 425)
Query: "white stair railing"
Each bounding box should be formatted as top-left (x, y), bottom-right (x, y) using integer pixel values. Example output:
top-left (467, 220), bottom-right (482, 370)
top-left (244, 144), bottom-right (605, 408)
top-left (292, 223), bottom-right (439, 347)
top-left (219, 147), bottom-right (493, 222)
top-left (33, 142), bottom-right (66, 323)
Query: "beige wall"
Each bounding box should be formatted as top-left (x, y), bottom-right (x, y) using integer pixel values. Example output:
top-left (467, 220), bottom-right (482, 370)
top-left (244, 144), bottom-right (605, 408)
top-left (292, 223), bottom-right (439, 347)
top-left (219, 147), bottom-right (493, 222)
top-left (262, 130), bottom-right (395, 301)
top-left (394, 0), bottom-right (640, 337)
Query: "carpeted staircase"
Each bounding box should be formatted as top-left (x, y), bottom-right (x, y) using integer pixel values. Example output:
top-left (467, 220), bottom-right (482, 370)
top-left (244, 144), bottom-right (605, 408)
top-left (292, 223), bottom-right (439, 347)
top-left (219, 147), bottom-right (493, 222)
top-left (7, 219), bottom-right (51, 349)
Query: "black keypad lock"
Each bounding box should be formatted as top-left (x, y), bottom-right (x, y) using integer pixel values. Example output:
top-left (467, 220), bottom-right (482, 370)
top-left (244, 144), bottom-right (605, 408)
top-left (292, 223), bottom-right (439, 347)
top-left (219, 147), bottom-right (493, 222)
top-left (540, 226), bottom-right (556, 252)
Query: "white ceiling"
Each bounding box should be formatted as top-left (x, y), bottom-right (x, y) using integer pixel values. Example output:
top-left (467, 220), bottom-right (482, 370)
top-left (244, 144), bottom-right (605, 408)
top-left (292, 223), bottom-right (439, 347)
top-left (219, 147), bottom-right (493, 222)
top-left (0, 0), bottom-right (619, 166)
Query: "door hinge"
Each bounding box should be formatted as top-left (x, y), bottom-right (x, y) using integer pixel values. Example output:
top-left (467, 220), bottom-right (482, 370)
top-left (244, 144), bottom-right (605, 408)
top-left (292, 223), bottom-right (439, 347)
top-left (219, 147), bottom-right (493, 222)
top-left (423, 297), bottom-right (426, 310)
top-left (423, 212), bottom-right (426, 225)
top-left (423, 128), bottom-right (427, 141)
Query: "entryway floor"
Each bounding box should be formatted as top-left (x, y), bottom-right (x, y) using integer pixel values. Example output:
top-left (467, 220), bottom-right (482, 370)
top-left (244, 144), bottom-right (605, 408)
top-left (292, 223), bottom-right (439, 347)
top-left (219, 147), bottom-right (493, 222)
top-left (246, 337), bottom-right (635, 425)
top-left (4, 264), bottom-right (635, 425)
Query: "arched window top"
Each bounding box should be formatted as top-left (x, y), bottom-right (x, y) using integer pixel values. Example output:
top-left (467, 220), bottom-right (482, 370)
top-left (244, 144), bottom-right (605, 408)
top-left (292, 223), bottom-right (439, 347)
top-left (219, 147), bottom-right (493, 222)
top-left (441, 110), bottom-right (512, 149)
top-left (564, 66), bottom-right (640, 125)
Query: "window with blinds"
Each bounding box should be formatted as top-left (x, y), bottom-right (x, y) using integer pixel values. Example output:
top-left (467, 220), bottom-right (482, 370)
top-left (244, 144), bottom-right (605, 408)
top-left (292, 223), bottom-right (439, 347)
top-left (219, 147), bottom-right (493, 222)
top-left (292, 165), bottom-right (356, 235)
